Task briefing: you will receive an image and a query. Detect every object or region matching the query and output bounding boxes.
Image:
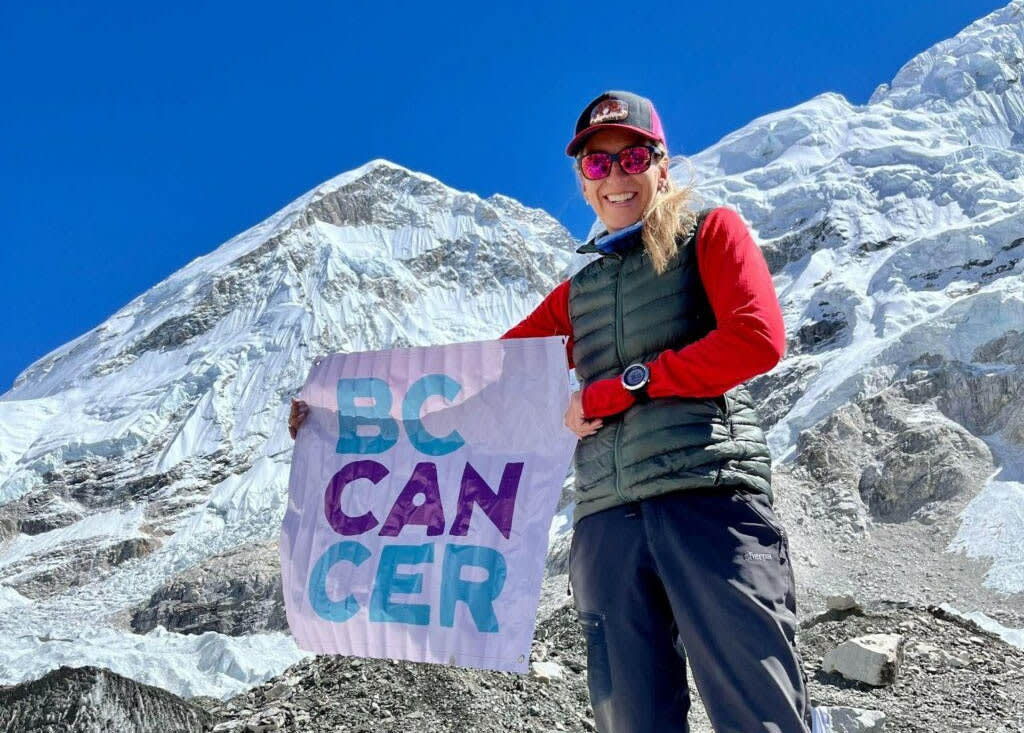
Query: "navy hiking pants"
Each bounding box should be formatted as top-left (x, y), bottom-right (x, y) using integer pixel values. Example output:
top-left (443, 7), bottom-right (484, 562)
top-left (569, 485), bottom-right (813, 733)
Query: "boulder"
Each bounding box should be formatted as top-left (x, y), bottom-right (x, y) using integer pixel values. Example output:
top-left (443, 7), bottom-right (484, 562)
top-left (821, 633), bottom-right (904, 686)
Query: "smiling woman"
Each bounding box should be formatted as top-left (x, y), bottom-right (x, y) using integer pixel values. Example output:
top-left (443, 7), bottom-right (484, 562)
top-left (577, 131), bottom-right (664, 230)
top-left (570, 104), bottom-right (699, 278)
top-left (500, 89), bottom-right (813, 732)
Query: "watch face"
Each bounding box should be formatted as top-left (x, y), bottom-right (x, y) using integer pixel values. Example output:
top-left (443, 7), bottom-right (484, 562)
top-left (623, 365), bottom-right (647, 388)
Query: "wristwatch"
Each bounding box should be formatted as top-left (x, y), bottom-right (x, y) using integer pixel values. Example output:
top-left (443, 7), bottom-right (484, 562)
top-left (621, 363), bottom-right (651, 403)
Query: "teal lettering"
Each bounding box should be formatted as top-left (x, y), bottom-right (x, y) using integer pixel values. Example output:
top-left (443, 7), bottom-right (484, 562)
top-left (337, 378), bottom-right (398, 454)
top-left (369, 543), bottom-right (433, 625)
top-left (440, 544), bottom-right (506, 632)
top-left (308, 541), bottom-right (371, 622)
top-left (402, 374), bottom-right (465, 456)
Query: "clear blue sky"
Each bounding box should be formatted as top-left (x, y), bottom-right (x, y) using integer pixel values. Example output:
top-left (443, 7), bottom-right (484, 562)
top-left (0, 1), bottom-right (1005, 393)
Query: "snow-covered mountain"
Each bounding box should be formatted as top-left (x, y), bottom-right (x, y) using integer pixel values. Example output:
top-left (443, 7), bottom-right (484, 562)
top-left (681, 0), bottom-right (1024, 609)
top-left (1, 1), bottom-right (1023, 724)
top-left (0, 161), bottom-right (588, 697)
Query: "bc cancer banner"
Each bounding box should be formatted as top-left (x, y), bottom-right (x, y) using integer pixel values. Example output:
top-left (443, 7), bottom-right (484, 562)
top-left (280, 336), bottom-right (577, 673)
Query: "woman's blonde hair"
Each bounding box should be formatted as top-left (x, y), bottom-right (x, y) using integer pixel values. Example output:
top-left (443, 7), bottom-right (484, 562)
top-left (574, 141), bottom-right (704, 275)
top-left (640, 143), bottom-right (702, 275)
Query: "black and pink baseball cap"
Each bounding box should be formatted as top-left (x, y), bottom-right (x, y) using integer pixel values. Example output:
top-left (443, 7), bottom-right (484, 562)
top-left (565, 90), bottom-right (667, 157)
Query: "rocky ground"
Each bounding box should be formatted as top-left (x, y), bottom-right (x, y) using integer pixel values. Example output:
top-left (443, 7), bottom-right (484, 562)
top-left (771, 462), bottom-right (1024, 633)
top-left (190, 593), bottom-right (1024, 733)
top-left (800, 601), bottom-right (1024, 732)
top-left (197, 602), bottom-right (597, 733)
top-left (6, 593), bottom-right (1022, 732)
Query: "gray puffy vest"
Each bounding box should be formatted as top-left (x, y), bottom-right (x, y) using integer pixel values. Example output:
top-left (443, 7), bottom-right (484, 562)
top-left (569, 208), bottom-right (774, 524)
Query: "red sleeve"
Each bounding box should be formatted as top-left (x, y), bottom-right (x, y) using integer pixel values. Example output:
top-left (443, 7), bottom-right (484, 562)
top-left (581, 207), bottom-right (786, 417)
top-left (499, 279), bottom-right (575, 369)
top-left (581, 376), bottom-right (634, 418)
top-left (647, 206), bottom-right (786, 398)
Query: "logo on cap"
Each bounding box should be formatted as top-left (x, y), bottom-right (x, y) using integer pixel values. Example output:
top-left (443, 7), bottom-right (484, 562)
top-left (590, 98), bottom-right (629, 125)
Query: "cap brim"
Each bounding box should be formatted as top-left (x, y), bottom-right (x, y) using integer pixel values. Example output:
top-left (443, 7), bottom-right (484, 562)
top-left (565, 123), bottom-right (661, 156)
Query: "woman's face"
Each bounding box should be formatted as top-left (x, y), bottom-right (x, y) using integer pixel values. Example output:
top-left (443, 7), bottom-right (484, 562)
top-left (578, 128), bottom-right (668, 233)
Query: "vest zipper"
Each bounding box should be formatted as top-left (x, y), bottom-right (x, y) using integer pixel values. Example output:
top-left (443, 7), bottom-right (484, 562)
top-left (612, 253), bottom-right (627, 505)
top-left (613, 420), bottom-right (625, 503)
top-left (612, 253), bottom-right (626, 367)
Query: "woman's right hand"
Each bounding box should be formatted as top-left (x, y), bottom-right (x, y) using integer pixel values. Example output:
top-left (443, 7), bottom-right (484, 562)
top-left (565, 389), bottom-right (603, 439)
top-left (289, 398), bottom-right (309, 440)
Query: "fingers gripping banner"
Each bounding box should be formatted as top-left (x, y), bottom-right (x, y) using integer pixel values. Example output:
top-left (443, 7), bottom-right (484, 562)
top-left (280, 336), bottom-right (577, 673)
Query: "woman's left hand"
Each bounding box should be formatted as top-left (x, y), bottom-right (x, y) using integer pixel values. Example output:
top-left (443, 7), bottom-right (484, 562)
top-left (565, 389), bottom-right (603, 438)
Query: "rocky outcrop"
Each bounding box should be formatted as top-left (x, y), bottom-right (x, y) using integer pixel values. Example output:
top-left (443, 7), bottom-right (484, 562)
top-left (747, 357), bottom-right (822, 430)
top-left (793, 313), bottom-right (849, 354)
top-left (759, 216), bottom-right (851, 274)
top-left (0, 492), bottom-right (83, 542)
top-left (30, 447), bottom-right (236, 513)
top-left (904, 346), bottom-right (1024, 444)
top-left (131, 540), bottom-right (286, 636)
top-left (1, 535), bottom-right (159, 600)
top-left (0, 665), bottom-right (211, 733)
top-left (795, 377), bottom-right (993, 523)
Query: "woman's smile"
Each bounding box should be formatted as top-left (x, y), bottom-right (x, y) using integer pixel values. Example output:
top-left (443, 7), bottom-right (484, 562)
top-left (604, 191), bottom-right (638, 206)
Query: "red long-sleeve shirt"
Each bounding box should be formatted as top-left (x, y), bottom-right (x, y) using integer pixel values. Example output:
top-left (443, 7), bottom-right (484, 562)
top-left (500, 206), bottom-right (786, 418)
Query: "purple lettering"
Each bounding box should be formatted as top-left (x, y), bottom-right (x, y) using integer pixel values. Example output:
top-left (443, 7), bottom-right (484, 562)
top-left (378, 462), bottom-right (446, 537)
top-left (449, 462), bottom-right (523, 539)
top-left (324, 460), bottom-right (388, 535)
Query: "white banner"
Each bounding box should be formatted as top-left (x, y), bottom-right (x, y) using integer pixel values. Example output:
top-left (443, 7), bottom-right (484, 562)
top-left (280, 336), bottom-right (576, 672)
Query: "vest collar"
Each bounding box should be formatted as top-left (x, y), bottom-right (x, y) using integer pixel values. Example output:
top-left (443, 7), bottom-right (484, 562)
top-left (575, 219), bottom-right (644, 255)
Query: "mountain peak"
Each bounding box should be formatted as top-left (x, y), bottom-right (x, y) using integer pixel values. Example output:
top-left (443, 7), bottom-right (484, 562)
top-left (312, 158), bottom-right (444, 197)
top-left (869, 0), bottom-right (1024, 137)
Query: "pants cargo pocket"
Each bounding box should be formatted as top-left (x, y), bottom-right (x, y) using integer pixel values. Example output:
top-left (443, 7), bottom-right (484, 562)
top-left (577, 610), bottom-right (613, 707)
